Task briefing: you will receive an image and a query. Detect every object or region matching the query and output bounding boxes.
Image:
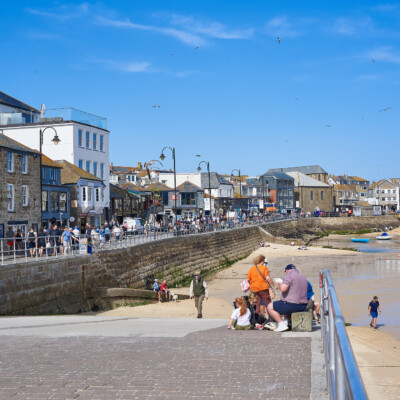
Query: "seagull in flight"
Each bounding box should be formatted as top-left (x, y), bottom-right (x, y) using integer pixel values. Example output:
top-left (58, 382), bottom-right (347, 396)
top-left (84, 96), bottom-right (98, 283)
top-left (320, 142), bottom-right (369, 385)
top-left (371, 58), bottom-right (376, 63)
top-left (325, 125), bottom-right (331, 128)
top-left (277, 36), bottom-right (281, 44)
top-left (379, 107), bottom-right (393, 112)
top-left (170, 52), bottom-right (174, 56)
top-left (195, 154), bottom-right (201, 157)
top-left (152, 105), bottom-right (160, 108)
top-left (194, 46), bottom-right (200, 51)
top-left (295, 97), bottom-right (299, 101)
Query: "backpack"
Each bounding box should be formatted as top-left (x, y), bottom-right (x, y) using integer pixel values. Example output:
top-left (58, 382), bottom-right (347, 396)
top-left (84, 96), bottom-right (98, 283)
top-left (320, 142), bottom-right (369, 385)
top-left (28, 231), bottom-right (36, 243)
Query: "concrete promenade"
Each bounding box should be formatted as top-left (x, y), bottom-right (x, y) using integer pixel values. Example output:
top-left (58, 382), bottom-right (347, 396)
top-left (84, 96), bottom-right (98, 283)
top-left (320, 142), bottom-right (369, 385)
top-left (0, 316), bottom-right (326, 399)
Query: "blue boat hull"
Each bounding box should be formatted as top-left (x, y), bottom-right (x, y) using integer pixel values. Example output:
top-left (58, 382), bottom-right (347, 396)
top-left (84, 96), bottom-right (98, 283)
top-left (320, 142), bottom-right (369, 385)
top-left (351, 238), bottom-right (370, 243)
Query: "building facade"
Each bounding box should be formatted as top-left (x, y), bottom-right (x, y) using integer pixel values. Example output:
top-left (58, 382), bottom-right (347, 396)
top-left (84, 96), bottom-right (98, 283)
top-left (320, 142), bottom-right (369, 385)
top-left (1, 103), bottom-right (110, 221)
top-left (263, 171), bottom-right (296, 213)
top-left (269, 165), bottom-right (328, 184)
top-left (367, 180), bottom-right (399, 212)
top-left (41, 155), bottom-right (71, 228)
top-left (0, 134), bottom-right (41, 237)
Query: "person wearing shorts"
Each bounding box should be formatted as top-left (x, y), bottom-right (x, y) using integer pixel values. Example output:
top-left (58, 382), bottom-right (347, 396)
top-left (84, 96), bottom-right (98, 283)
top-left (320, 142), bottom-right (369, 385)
top-left (267, 264), bottom-right (308, 332)
top-left (368, 296), bottom-right (381, 330)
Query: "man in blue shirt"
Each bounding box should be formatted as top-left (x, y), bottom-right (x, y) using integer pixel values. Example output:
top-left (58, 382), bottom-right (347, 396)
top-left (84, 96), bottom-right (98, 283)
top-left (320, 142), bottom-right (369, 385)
top-left (368, 296), bottom-right (382, 330)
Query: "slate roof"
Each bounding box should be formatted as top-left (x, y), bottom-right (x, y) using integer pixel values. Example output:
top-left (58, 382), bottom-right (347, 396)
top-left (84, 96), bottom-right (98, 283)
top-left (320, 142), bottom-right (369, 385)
top-left (0, 133), bottom-right (38, 154)
top-left (265, 171), bottom-right (295, 181)
top-left (119, 182), bottom-right (144, 192)
top-left (58, 160), bottom-right (103, 185)
top-left (201, 172), bottom-right (233, 189)
top-left (146, 182), bottom-right (172, 191)
top-left (42, 154), bottom-right (61, 168)
top-left (268, 165), bottom-right (327, 175)
top-left (176, 181), bottom-right (203, 192)
top-left (0, 90), bottom-right (39, 113)
top-left (110, 183), bottom-right (126, 198)
top-left (285, 171), bottom-right (329, 187)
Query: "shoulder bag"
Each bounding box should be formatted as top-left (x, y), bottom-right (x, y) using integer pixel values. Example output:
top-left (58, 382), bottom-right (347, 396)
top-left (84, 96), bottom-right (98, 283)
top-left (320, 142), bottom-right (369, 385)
top-left (255, 265), bottom-right (275, 299)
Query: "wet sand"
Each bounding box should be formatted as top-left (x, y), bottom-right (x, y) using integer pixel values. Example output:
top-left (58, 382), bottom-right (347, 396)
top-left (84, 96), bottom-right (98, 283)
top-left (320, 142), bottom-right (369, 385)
top-left (100, 238), bottom-right (400, 399)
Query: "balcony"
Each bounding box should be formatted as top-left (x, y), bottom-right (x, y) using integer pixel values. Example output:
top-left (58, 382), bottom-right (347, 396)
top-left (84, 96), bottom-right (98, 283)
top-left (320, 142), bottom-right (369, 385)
top-left (44, 108), bottom-right (107, 130)
top-left (0, 107), bottom-right (107, 130)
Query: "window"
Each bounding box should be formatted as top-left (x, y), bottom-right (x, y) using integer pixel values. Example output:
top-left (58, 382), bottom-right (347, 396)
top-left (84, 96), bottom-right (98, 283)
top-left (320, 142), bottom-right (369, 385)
top-left (7, 152), bottom-right (13, 172)
top-left (101, 188), bottom-right (104, 202)
top-left (310, 191), bottom-right (314, 200)
top-left (93, 162), bottom-right (98, 177)
top-left (95, 188), bottom-right (100, 202)
top-left (93, 133), bottom-right (97, 150)
top-left (321, 191), bottom-right (324, 200)
top-left (78, 129), bottom-right (83, 147)
top-left (181, 193), bottom-right (195, 205)
top-left (86, 131), bottom-right (90, 148)
top-left (82, 187), bottom-right (87, 202)
top-left (7, 184), bottom-right (14, 211)
top-left (100, 163), bottom-right (104, 179)
top-left (100, 135), bottom-right (104, 151)
top-left (21, 155), bottom-right (27, 174)
top-left (78, 159), bottom-right (83, 169)
top-left (86, 161), bottom-right (90, 173)
top-left (51, 192), bottom-right (59, 211)
top-left (42, 191), bottom-right (48, 212)
top-left (59, 193), bottom-right (67, 211)
top-left (88, 187), bottom-right (92, 202)
top-left (22, 185), bottom-right (28, 206)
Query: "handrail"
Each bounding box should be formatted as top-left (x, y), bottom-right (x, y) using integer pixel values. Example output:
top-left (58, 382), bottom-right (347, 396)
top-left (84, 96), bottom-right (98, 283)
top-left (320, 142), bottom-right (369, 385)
top-left (320, 269), bottom-right (368, 400)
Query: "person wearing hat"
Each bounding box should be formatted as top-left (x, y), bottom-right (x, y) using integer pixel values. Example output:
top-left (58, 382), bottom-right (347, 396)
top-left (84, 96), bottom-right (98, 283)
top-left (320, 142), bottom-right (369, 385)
top-left (153, 279), bottom-right (161, 303)
top-left (266, 264), bottom-right (308, 332)
top-left (189, 271), bottom-right (208, 318)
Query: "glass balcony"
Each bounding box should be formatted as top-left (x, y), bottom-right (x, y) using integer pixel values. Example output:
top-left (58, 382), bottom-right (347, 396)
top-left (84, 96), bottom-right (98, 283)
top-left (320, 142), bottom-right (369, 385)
top-left (44, 108), bottom-right (107, 130)
top-left (0, 112), bottom-right (40, 126)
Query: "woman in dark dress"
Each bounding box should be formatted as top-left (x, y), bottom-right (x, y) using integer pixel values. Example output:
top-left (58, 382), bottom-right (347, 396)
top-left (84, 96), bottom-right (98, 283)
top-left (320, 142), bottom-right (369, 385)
top-left (37, 228), bottom-right (47, 257)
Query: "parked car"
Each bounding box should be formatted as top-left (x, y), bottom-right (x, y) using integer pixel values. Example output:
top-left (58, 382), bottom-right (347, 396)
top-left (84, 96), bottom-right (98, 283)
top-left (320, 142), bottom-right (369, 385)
top-left (124, 218), bottom-right (144, 234)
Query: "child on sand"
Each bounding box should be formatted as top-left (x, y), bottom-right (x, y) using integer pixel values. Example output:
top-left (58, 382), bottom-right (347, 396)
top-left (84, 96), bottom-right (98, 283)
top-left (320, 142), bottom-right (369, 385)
top-left (368, 296), bottom-right (382, 330)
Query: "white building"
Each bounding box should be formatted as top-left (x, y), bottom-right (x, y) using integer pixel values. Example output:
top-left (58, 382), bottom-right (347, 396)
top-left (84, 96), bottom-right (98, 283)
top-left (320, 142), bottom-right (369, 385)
top-left (158, 172), bottom-right (202, 188)
top-left (1, 101), bottom-right (110, 221)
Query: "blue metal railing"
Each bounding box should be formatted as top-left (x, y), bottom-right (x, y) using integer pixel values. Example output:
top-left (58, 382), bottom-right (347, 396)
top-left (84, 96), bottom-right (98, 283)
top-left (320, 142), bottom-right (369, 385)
top-left (320, 270), bottom-right (368, 400)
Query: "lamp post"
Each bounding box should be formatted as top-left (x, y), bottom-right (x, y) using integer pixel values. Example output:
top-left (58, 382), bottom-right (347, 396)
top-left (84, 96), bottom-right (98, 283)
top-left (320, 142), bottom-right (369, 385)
top-left (231, 169), bottom-right (241, 211)
top-left (39, 127), bottom-right (61, 226)
top-left (198, 161), bottom-right (211, 215)
top-left (160, 147), bottom-right (177, 218)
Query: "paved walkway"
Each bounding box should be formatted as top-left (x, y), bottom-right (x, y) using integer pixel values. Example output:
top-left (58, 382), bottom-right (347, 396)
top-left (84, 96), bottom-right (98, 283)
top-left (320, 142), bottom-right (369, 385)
top-left (0, 316), bottom-right (326, 399)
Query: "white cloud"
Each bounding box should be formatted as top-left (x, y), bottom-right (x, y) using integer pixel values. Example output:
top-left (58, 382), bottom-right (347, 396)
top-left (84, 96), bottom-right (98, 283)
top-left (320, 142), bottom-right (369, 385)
top-left (329, 17), bottom-right (373, 36)
top-left (96, 16), bottom-right (205, 45)
top-left (371, 4), bottom-right (399, 12)
top-left (90, 59), bottom-right (152, 73)
top-left (265, 16), bottom-right (301, 37)
top-left (27, 3), bottom-right (89, 20)
top-left (368, 46), bottom-right (400, 63)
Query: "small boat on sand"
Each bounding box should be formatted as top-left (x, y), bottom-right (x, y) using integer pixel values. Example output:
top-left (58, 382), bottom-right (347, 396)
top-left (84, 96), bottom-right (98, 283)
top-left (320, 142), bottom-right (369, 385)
top-left (376, 232), bottom-right (392, 240)
top-left (351, 238), bottom-right (370, 243)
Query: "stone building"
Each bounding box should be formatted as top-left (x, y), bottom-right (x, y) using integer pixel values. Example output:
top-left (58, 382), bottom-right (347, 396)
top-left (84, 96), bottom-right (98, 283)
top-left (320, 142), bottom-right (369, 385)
top-left (285, 171), bottom-right (333, 213)
top-left (0, 134), bottom-right (41, 237)
top-left (269, 165), bottom-right (328, 184)
top-left (110, 183), bottom-right (139, 223)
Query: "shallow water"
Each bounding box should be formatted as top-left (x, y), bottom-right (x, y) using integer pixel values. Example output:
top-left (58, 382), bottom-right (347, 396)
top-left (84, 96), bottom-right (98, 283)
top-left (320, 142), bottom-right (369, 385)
top-left (318, 236), bottom-right (400, 253)
top-left (268, 250), bottom-right (400, 341)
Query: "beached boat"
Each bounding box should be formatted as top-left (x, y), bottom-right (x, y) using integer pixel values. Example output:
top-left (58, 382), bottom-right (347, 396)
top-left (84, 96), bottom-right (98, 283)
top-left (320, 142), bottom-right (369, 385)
top-left (376, 232), bottom-right (392, 240)
top-left (351, 238), bottom-right (370, 243)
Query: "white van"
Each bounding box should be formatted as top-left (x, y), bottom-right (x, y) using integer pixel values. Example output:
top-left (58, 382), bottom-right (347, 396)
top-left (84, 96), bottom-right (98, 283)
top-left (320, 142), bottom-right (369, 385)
top-left (124, 218), bottom-right (144, 234)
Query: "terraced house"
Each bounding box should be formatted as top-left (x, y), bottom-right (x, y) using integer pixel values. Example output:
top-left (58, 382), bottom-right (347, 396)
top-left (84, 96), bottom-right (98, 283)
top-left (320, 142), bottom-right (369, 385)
top-left (0, 134), bottom-right (41, 237)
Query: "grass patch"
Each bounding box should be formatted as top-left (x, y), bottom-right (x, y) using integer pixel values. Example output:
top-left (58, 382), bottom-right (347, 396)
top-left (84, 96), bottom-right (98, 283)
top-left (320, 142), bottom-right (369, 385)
top-left (326, 228), bottom-right (375, 235)
top-left (115, 300), bottom-right (151, 308)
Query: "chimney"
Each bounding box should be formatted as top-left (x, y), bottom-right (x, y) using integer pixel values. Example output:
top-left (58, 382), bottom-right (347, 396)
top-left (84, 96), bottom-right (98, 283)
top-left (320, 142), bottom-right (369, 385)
top-left (137, 162), bottom-right (142, 169)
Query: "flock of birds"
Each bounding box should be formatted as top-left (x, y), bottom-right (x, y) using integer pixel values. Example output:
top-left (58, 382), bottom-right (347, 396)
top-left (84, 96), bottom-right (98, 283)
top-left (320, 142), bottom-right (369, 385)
top-left (151, 36), bottom-right (394, 131)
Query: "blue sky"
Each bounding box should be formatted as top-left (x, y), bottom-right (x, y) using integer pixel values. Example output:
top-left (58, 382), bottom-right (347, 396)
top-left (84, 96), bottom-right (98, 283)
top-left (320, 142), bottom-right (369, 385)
top-left (1, 1), bottom-right (399, 180)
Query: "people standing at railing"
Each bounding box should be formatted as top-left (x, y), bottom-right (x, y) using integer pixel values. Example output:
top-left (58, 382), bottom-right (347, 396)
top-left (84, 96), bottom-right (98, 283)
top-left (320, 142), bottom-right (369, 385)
top-left (5, 227), bottom-right (15, 256)
top-left (104, 225), bottom-right (111, 242)
top-left (37, 228), bottom-right (47, 257)
top-left (61, 226), bottom-right (73, 255)
top-left (15, 228), bottom-right (23, 255)
top-left (113, 225), bottom-right (121, 242)
top-left (27, 227), bottom-right (37, 257)
top-left (98, 226), bottom-right (105, 249)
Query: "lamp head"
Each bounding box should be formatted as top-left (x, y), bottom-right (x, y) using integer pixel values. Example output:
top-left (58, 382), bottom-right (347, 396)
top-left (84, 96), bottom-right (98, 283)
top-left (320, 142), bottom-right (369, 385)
top-left (160, 153), bottom-right (166, 161)
top-left (52, 134), bottom-right (61, 145)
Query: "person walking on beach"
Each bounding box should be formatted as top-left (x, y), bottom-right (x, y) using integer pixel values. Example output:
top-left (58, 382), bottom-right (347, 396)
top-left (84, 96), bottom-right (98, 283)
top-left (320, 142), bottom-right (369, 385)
top-left (368, 296), bottom-right (382, 330)
top-left (190, 271), bottom-right (208, 319)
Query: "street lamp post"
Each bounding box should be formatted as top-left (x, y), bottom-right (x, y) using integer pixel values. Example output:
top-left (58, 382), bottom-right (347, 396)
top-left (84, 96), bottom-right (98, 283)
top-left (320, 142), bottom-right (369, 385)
top-left (197, 161), bottom-right (211, 215)
top-left (231, 169), bottom-right (241, 211)
top-left (39, 127), bottom-right (61, 227)
top-left (160, 147), bottom-right (177, 218)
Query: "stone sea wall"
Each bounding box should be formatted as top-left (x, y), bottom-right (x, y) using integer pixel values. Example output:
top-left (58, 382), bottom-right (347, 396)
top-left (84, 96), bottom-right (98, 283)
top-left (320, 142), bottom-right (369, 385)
top-left (0, 226), bottom-right (265, 315)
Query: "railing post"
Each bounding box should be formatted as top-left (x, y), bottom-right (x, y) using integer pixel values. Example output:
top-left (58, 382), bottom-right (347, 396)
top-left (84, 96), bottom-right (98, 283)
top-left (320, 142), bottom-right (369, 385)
top-left (1, 239), bottom-right (3, 265)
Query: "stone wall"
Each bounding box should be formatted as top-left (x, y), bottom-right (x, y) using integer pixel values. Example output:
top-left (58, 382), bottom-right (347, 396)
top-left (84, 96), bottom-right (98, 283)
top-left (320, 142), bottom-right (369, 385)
top-left (0, 225), bottom-right (264, 315)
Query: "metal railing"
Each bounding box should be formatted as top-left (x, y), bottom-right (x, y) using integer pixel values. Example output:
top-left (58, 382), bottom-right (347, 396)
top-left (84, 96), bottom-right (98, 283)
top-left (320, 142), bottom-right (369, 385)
top-left (0, 215), bottom-right (297, 265)
top-left (320, 270), bottom-right (368, 400)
